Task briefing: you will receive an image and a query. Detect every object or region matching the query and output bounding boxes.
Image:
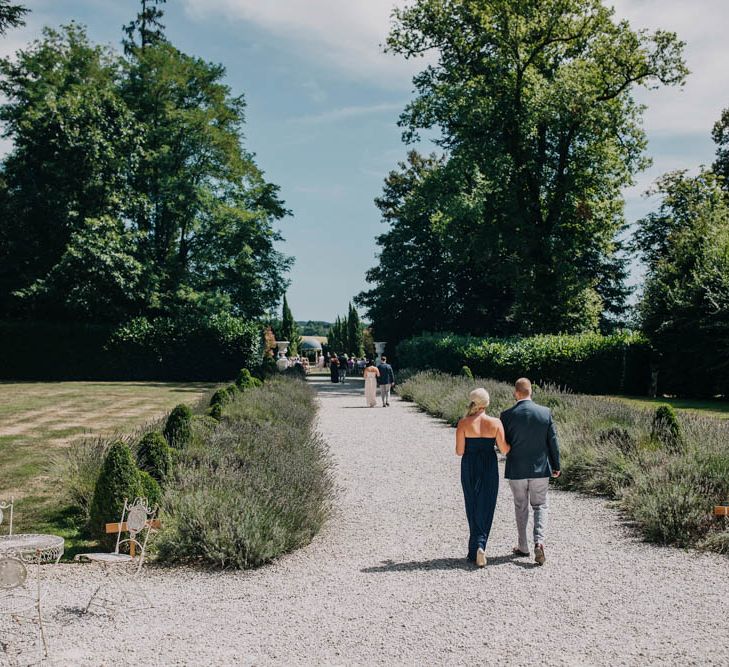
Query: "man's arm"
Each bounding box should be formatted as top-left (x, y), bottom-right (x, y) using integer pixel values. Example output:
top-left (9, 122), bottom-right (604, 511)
top-left (547, 413), bottom-right (561, 476)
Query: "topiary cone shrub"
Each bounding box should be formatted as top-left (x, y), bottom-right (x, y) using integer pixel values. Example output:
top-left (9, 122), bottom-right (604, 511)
top-left (460, 365), bottom-right (474, 379)
top-left (651, 404), bottom-right (684, 453)
top-left (164, 404), bottom-right (193, 449)
top-left (89, 441), bottom-right (142, 547)
top-left (236, 368), bottom-right (263, 389)
top-left (138, 470), bottom-right (162, 508)
top-left (137, 431), bottom-right (172, 483)
top-left (210, 389), bottom-right (232, 408)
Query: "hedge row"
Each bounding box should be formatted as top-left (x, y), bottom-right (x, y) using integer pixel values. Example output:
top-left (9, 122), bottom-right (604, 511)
top-left (396, 331), bottom-right (651, 395)
top-left (0, 315), bottom-right (262, 381)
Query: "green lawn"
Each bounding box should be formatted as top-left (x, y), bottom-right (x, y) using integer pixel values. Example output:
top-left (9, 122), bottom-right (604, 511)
top-left (610, 395), bottom-right (729, 420)
top-left (0, 381), bottom-right (213, 555)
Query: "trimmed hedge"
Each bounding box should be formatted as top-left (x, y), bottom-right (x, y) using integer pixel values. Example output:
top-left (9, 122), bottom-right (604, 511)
top-left (164, 404), bottom-right (193, 449)
top-left (137, 431), bottom-right (172, 483)
top-left (89, 441), bottom-right (142, 547)
top-left (397, 331), bottom-right (651, 395)
top-left (0, 315), bottom-right (262, 381)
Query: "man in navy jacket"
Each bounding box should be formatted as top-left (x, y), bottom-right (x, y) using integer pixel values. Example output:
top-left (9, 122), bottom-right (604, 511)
top-left (500, 377), bottom-right (561, 565)
top-left (376, 356), bottom-right (395, 407)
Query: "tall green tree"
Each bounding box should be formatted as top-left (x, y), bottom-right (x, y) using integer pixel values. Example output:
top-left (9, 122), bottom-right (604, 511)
top-left (635, 170), bottom-right (729, 396)
top-left (347, 303), bottom-right (364, 357)
top-left (0, 25), bottom-right (145, 318)
top-left (0, 1), bottom-right (28, 36)
top-left (0, 7), bottom-right (292, 323)
top-left (121, 36), bottom-right (291, 319)
top-left (123, 0), bottom-right (167, 52)
top-left (712, 106), bottom-right (729, 194)
top-left (280, 295), bottom-right (299, 355)
top-left (371, 0), bottom-right (687, 337)
top-left (357, 152), bottom-right (461, 344)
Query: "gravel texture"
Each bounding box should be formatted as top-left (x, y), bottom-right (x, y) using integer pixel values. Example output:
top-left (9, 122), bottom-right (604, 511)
top-left (3, 376), bottom-right (728, 666)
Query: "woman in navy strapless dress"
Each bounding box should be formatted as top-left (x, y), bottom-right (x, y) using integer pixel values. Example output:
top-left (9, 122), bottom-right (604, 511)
top-left (455, 388), bottom-right (510, 567)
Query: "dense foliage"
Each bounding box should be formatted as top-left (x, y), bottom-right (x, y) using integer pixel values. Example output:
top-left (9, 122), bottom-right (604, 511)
top-left (397, 331), bottom-right (650, 395)
top-left (398, 371), bottom-right (729, 554)
top-left (634, 169), bottom-right (729, 397)
top-left (0, 3), bottom-right (291, 344)
top-left (157, 377), bottom-right (333, 569)
top-left (359, 0), bottom-right (687, 343)
top-left (0, 315), bottom-right (262, 381)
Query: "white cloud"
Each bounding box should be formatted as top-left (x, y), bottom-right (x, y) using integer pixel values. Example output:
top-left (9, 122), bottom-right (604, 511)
top-left (181, 0), bottom-right (423, 86)
top-left (290, 102), bottom-right (404, 125)
top-left (611, 0), bottom-right (729, 136)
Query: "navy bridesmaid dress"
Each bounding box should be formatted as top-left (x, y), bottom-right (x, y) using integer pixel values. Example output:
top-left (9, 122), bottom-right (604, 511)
top-left (461, 436), bottom-right (499, 560)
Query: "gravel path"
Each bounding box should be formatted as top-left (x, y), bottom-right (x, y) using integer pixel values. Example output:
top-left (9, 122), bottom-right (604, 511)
top-left (4, 376), bottom-right (728, 666)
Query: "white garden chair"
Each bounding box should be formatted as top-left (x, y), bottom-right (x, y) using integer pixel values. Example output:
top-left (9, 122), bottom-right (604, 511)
top-left (0, 528), bottom-right (51, 664)
top-left (76, 497), bottom-right (159, 614)
top-left (0, 497), bottom-right (13, 535)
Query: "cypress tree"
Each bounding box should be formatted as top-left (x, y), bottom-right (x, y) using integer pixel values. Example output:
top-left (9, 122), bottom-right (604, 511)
top-left (348, 303), bottom-right (364, 357)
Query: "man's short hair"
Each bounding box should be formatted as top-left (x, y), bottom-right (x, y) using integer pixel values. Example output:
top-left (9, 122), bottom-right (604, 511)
top-left (380, 355), bottom-right (387, 362)
top-left (515, 377), bottom-right (532, 396)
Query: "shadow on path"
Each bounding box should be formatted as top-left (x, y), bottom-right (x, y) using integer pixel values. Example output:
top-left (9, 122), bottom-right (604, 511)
top-left (361, 553), bottom-right (538, 573)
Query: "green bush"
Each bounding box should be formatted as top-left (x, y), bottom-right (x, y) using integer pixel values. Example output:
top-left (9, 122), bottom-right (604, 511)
top-left (88, 441), bottom-right (142, 546)
top-left (397, 331), bottom-right (651, 395)
top-left (398, 370), bottom-right (729, 554)
top-left (226, 384), bottom-right (239, 399)
top-left (138, 470), bottom-right (162, 508)
top-left (236, 368), bottom-right (262, 389)
top-left (651, 404), bottom-right (683, 453)
top-left (164, 404), bottom-right (193, 449)
top-left (209, 389), bottom-right (232, 408)
top-left (156, 377), bottom-right (333, 569)
top-left (137, 431), bottom-right (172, 483)
top-left (209, 403), bottom-right (223, 421)
top-left (460, 365), bottom-right (473, 379)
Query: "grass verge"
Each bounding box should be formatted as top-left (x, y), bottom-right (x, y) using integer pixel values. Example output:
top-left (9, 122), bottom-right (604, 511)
top-left (398, 370), bottom-right (729, 555)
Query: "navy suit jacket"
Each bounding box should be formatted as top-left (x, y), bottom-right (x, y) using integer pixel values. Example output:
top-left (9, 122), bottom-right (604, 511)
top-left (500, 399), bottom-right (560, 480)
top-left (376, 363), bottom-right (395, 386)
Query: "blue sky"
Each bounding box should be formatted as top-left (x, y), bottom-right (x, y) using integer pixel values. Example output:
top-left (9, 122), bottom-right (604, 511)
top-left (3, 1), bottom-right (728, 321)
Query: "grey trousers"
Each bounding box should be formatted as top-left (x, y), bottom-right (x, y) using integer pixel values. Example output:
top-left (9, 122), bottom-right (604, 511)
top-left (379, 383), bottom-right (392, 405)
top-left (508, 477), bottom-right (549, 551)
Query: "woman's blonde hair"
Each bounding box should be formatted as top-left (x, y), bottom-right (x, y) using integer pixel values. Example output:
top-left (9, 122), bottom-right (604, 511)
top-left (465, 387), bottom-right (490, 417)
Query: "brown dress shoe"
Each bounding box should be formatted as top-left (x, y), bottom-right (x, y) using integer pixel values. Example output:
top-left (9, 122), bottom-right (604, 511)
top-left (534, 544), bottom-right (546, 565)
